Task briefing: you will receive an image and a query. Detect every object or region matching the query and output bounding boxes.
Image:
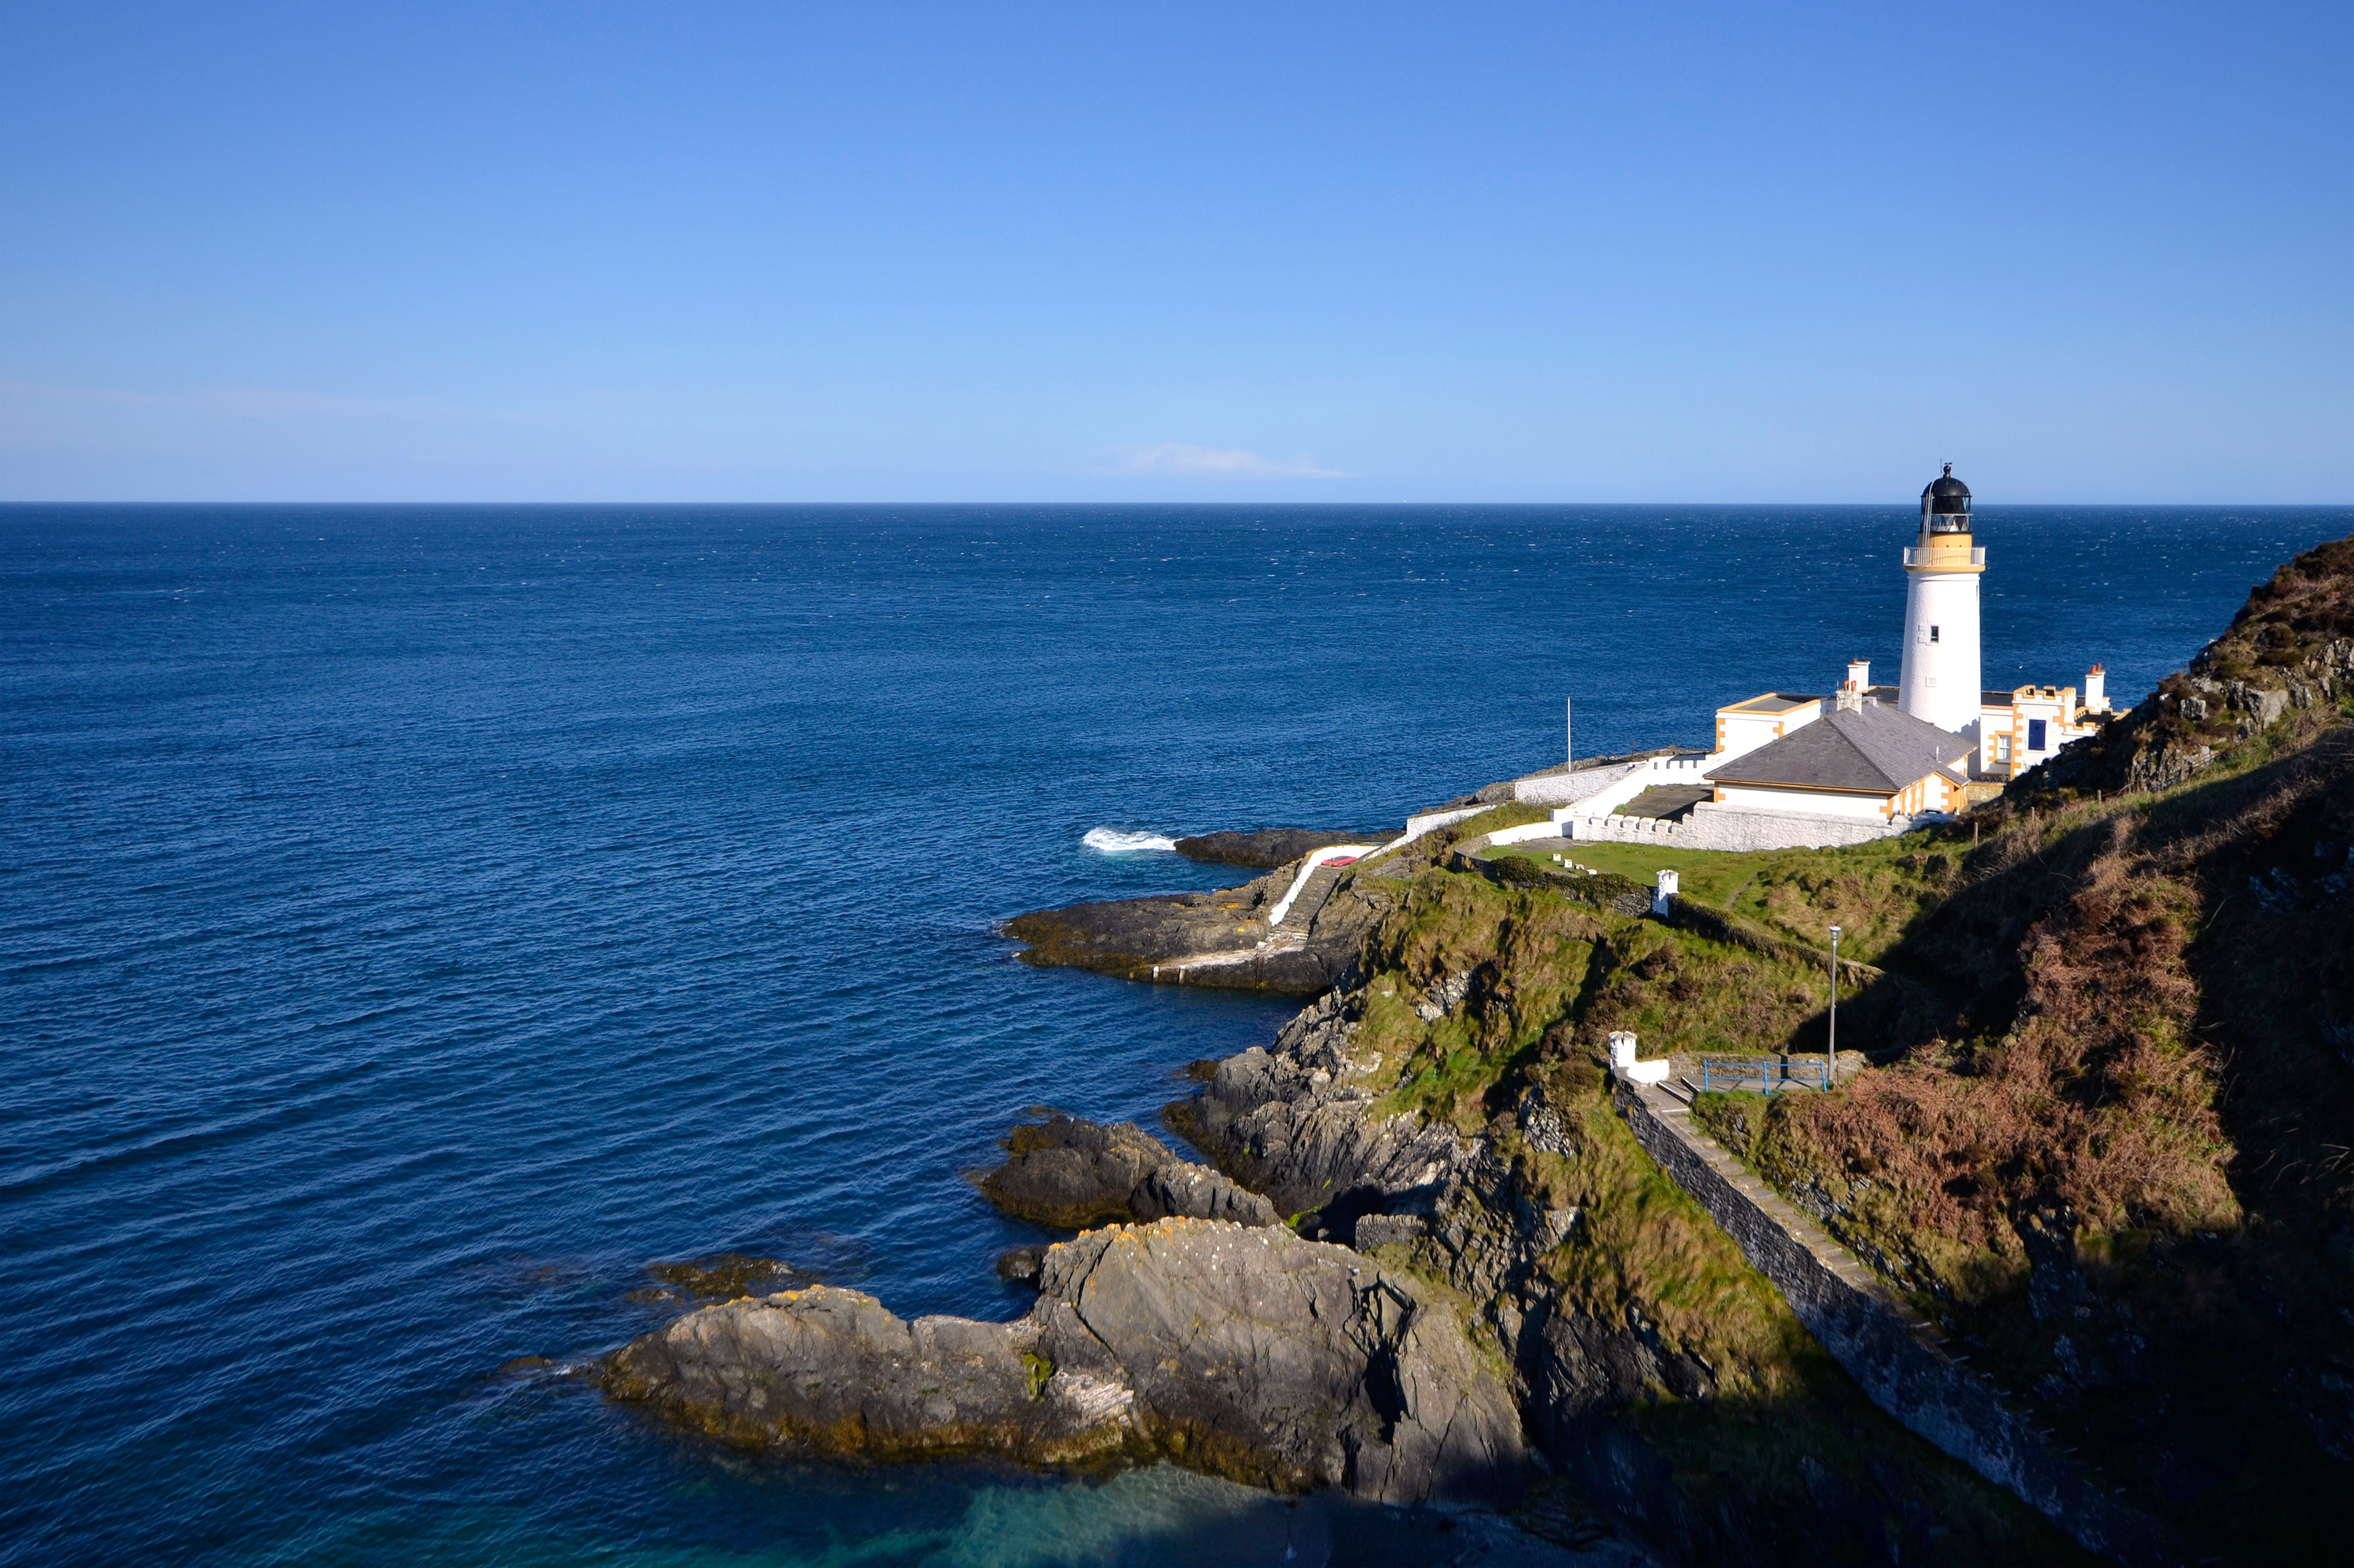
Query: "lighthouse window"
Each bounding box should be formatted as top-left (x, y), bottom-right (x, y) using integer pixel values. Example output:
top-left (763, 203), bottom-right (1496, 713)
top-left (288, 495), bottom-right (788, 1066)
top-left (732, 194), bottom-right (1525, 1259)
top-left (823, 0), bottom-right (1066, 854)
top-left (2028, 719), bottom-right (2048, 751)
top-left (1929, 624), bottom-right (1940, 643)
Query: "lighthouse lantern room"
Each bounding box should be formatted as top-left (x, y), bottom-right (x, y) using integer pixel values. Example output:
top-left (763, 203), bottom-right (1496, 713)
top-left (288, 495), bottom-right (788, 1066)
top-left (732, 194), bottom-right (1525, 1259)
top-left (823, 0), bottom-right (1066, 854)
top-left (1897, 464), bottom-right (1985, 733)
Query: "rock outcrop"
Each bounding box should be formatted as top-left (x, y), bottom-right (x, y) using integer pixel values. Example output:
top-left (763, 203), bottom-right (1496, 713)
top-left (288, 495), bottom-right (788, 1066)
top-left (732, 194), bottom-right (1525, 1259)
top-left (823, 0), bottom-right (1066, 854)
top-left (1165, 990), bottom-right (1474, 1226)
top-left (604, 1217), bottom-right (1528, 1505)
top-left (976, 1114), bottom-right (1279, 1230)
top-left (1174, 828), bottom-right (1387, 868)
top-left (1003, 858), bottom-right (1400, 995)
top-left (2022, 533), bottom-right (2354, 799)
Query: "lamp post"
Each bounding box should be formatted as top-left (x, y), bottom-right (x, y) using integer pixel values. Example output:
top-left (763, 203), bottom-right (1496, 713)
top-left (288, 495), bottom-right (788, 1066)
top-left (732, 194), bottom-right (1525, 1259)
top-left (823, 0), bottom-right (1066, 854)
top-left (1827, 924), bottom-right (1842, 1064)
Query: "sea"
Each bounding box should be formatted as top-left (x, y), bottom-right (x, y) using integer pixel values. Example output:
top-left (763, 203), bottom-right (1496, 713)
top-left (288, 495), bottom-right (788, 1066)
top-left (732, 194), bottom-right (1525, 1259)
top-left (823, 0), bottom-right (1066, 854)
top-left (4, 502), bottom-right (2346, 1567)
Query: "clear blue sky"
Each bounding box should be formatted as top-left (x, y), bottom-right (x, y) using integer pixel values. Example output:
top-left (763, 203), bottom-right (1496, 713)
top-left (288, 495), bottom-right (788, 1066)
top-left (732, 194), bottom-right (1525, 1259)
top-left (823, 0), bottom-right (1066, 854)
top-left (3, 2), bottom-right (2347, 502)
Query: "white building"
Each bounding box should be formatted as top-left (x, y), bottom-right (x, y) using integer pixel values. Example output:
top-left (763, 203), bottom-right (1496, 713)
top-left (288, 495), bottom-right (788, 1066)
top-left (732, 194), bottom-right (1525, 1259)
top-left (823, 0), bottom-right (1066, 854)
top-left (1689, 467), bottom-right (2112, 823)
top-left (1713, 691), bottom-right (1825, 762)
top-left (1705, 682), bottom-right (1975, 821)
top-left (1898, 464), bottom-right (1986, 733)
top-left (1542, 466), bottom-right (2118, 847)
top-left (1977, 666), bottom-right (2112, 780)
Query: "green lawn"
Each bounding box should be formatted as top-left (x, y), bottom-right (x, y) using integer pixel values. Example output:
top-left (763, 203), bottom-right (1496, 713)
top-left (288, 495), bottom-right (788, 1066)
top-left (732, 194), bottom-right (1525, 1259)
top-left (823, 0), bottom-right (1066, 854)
top-left (1490, 839), bottom-right (1781, 906)
top-left (1486, 829), bottom-right (1961, 966)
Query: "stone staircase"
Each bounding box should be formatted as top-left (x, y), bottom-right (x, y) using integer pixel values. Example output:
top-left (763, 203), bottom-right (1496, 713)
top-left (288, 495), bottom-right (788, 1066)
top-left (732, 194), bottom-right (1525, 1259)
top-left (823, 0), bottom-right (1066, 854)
top-left (1273, 859), bottom-right (1350, 939)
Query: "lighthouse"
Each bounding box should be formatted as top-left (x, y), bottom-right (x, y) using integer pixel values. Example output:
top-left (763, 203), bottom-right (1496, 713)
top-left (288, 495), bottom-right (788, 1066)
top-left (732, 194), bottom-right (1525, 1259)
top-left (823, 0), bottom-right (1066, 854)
top-left (1897, 464), bottom-right (1984, 733)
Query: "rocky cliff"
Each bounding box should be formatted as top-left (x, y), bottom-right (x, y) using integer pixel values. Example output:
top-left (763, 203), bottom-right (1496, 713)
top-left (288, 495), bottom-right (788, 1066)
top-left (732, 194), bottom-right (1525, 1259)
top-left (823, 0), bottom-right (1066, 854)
top-left (605, 1217), bottom-right (1526, 1506)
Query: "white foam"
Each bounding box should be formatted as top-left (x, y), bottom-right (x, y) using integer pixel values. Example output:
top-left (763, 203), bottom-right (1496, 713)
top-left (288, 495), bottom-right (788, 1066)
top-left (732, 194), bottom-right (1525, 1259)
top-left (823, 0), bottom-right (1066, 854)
top-left (1081, 827), bottom-right (1178, 854)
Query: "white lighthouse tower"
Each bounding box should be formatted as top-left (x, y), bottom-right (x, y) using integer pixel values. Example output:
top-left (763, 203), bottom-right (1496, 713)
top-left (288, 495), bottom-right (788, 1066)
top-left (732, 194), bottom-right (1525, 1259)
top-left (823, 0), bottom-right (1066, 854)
top-left (1897, 464), bottom-right (1984, 733)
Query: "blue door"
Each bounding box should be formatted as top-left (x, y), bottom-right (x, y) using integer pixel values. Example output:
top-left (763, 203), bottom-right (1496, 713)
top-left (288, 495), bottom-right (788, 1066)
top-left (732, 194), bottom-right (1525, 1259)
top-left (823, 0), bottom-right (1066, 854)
top-left (2028, 719), bottom-right (2047, 751)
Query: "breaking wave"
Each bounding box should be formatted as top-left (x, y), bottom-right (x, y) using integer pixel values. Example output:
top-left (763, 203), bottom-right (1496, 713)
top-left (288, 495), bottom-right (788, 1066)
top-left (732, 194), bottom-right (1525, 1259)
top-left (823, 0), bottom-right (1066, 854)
top-left (1082, 827), bottom-right (1178, 854)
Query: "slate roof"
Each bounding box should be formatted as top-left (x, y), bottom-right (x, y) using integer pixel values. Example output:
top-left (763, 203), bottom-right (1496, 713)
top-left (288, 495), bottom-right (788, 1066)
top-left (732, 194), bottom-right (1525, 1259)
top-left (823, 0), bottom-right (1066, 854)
top-left (1719, 692), bottom-right (1823, 714)
top-left (1706, 701), bottom-right (1975, 794)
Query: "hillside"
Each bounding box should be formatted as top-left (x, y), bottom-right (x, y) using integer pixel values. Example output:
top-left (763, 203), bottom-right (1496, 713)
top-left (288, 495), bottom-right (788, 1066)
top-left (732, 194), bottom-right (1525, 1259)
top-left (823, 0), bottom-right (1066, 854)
top-left (1181, 531), bottom-right (2354, 1560)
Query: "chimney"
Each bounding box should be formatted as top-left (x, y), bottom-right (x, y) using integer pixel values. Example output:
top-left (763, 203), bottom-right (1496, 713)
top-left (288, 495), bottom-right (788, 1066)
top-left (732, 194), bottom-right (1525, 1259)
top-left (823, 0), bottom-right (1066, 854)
top-left (1836, 687), bottom-right (1863, 714)
top-left (1847, 658), bottom-right (1869, 692)
top-left (2086, 663), bottom-right (2107, 713)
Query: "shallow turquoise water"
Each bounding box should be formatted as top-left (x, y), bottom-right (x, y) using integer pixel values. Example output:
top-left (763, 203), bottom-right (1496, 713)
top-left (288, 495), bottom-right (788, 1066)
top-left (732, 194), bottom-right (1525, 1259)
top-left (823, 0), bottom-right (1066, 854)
top-left (3, 502), bottom-right (2344, 1566)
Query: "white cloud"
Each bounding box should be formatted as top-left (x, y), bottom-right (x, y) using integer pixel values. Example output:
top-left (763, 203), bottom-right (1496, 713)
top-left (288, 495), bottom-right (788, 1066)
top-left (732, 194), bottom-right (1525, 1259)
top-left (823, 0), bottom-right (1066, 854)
top-left (1105, 442), bottom-right (1344, 479)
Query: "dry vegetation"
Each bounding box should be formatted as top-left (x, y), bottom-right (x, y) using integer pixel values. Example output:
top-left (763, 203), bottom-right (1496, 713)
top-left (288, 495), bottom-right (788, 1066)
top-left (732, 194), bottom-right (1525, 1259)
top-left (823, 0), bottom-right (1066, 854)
top-left (1326, 868), bottom-right (2086, 1562)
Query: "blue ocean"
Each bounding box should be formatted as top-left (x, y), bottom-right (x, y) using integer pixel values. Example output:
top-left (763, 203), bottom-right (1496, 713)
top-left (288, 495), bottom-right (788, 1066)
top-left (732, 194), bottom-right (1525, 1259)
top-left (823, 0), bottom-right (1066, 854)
top-left (4, 502), bottom-right (2346, 1566)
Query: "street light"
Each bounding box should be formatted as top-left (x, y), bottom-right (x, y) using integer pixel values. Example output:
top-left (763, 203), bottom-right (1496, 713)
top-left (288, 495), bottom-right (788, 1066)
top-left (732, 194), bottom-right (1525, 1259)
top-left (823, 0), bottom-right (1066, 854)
top-left (1827, 924), bottom-right (1842, 1064)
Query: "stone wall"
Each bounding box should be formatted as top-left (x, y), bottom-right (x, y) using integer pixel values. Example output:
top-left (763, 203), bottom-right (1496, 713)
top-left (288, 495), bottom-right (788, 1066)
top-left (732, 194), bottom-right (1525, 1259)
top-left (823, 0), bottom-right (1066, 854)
top-left (1510, 762), bottom-right (1639, 807)
top-left (1613, 1080), bottom-right (2182, 1566)
top-left (1570, 801), bottom-right (1910, 852)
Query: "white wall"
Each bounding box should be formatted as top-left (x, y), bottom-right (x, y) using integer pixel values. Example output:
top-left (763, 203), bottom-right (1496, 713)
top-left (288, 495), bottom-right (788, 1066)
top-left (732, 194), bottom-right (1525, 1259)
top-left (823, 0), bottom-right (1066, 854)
top-left (1565, 801), bottom-right (1908, 851)
top-left (1714, 783), bottom-right (1891, 821)
top-left (1718, 701), bottom-right (1823, 763)
top-left (1534, 753), bottom-right (1718, 819)
top-left (1400, 804), bottom-right (1493, 841)
top-left (1513, 761), bottom-right (1638, 807)
top-left (1898, 567), bottom-right (1984, 732)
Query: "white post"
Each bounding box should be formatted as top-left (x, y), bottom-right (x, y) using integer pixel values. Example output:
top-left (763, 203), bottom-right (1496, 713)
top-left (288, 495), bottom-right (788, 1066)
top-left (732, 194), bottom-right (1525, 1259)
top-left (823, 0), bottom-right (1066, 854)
top-left (1828, 924), bottom-right (1842, 1059)
top-left (1565, 696), bottom-right (1574, 769)
top-left (1653, 869), bottom-right (1679, 916)
top-left (1609, 1031), bottom-right (1638, 1073)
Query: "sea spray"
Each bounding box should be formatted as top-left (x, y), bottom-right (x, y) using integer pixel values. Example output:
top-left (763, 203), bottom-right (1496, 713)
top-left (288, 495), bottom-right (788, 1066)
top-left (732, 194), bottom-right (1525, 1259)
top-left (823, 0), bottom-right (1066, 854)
top-left (1082, 828), bottom-right (1178, 854)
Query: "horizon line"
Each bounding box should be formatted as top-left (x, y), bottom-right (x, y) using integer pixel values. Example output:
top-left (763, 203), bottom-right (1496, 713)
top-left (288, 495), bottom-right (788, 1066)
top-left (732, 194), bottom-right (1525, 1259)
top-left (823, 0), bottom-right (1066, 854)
top-left (4, 498), bottom-right (2350, 510)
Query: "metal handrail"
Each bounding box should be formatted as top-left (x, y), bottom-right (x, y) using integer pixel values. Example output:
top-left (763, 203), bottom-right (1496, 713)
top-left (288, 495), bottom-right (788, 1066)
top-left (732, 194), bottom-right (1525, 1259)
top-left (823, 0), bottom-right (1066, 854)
top-left (1698, 1057), bottom-right (1832, 1094)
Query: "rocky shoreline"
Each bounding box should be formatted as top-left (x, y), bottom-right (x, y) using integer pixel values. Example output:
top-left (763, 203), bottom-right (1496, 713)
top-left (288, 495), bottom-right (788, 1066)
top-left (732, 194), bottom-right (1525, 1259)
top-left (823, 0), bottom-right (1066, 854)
top-left (606, 1217), bottom-right (1528, 1504)
top-left (1002, 839), bottom-right (1404, 995)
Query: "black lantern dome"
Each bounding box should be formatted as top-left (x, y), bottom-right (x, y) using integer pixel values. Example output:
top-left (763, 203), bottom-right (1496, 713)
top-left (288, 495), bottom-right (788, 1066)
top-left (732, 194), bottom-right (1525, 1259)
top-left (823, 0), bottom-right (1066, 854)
top-left (1920, 463), bottom-right (1972, 536)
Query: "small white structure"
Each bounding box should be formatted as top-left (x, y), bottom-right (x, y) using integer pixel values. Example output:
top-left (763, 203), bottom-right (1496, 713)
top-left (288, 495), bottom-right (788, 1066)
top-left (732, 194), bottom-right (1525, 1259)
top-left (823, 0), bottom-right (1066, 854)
top-left (1652, 868), bottom-right (1679, 916)
top-left (1976, 667), bottom-right (2114, 780)
top-left (1898, 466), bottom-right (1986, 734)
top-left (1609, 1030), bottom-right (1670, 1085)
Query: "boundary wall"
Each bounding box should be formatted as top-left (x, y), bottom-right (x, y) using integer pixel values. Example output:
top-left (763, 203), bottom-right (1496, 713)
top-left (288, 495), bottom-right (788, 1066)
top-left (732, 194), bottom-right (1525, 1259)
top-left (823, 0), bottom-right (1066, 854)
top-left (1615, 1080), bottom-right (2182, 1566)
top-left (1510, 761), bottom-right (1642, 808)
top-left (1520, 753), bottom-right (1921, 852)
top-left (1568, 801), bottom-right (1910, 852)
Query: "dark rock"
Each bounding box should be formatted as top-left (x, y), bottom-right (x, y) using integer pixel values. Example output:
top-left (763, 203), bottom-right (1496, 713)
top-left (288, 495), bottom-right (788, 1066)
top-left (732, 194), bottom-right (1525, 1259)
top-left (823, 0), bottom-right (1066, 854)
top-left (1166, 993), bottom-right (1472, 1219)
top-left (1128, 1160), bottom-right (1280, 1227)
top-left (1173, 828), bottom-right (1387, 868)
top-left (643, 1252), bottom-right (799, 1300)
top-left (1003, 860), bottom-right (1400, 996)
top-left (977, 1115), bottom-right (1177, 1229)
top-left (978, 1114), bottom-right (1282, 1230)
top-left (603, 1217), bottom-right (1527, 1505)
top-left (995, 1244), bottom-right (1047, 1285)
top-left (1353, 1213), bottom-right (1430, 1250)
